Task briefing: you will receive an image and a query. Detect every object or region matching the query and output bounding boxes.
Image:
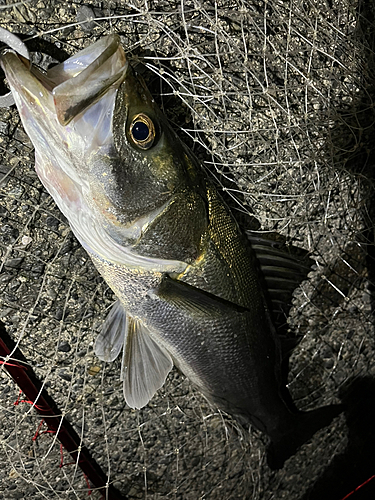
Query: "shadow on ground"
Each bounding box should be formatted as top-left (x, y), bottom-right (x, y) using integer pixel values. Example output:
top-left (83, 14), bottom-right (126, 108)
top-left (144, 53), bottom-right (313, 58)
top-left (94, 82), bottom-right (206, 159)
top-left (302, 376), bottom-right (375, 500)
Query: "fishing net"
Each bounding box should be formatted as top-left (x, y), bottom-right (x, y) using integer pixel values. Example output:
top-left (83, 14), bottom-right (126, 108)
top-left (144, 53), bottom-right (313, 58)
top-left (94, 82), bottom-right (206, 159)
top-left (0, 0), bottom-right (374, 498)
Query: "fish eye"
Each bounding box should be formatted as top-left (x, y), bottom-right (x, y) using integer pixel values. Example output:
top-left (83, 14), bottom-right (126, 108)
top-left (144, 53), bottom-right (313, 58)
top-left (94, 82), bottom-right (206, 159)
top-left (129, 113), bottom-right (155, 150)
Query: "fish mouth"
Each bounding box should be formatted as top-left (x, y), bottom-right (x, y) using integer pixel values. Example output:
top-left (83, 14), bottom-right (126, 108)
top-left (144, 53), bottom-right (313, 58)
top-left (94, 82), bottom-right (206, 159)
top-left (0, 34), bottom-right (129, 219)
top-left (0, 35), bottom-right (132, 257)
top-left (0, 34), bottom-right (188, 273)
top-left (0, 34), bottom-right (128, 126)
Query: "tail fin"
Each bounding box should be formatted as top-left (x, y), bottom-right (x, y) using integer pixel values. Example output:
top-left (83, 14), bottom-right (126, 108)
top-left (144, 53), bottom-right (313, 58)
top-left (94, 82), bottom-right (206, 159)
top-left (266, 404), bottom-right (344, 470)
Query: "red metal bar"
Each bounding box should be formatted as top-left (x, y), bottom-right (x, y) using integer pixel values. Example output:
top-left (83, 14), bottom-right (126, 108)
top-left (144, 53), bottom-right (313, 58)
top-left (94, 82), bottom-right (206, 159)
top-left (0, 320), bottom-right (127, 500)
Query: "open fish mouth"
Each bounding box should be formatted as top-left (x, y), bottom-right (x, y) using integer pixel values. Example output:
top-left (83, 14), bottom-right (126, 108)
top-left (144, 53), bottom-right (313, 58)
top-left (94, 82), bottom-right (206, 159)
top-left (0, 35), bottom-right (129, 259)
top-left (0, 34), bottom-right (128, 205)
top-left (0, 34), bottom-right (187, 273)
top-left (1, 34), bottom-right (128, 126)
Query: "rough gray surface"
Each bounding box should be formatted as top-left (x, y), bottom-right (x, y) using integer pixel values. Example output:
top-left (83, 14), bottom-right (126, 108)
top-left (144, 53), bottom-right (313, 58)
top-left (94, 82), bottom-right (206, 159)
top-left (0, 0), bottom-right (375, 499)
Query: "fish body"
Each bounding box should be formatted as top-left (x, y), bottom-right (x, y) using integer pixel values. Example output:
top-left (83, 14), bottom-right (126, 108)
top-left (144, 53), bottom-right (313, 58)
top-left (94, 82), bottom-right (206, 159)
top-left (0, 34), bottom-right (341, 468)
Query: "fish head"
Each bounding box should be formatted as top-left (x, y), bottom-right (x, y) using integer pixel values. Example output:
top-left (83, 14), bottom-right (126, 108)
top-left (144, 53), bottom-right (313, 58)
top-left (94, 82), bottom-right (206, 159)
top-left (0, 34), bottom-right (198, 270)
top-left (111, 59), bottom-right (197, 210)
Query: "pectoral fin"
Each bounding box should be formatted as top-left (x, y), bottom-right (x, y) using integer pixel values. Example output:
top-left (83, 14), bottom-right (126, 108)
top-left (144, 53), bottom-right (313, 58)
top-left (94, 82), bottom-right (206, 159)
top-left (156, 275), bottom-right (249, 317)
top-left (94, 300), bottom-right (127, 362)
top-left (121, 317), bottom-right (173, 409)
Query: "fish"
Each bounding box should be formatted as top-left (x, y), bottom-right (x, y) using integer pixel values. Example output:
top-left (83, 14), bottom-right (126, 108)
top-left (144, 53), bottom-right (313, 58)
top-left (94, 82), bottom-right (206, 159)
top-left (0, 33), bottom-right (342, 469)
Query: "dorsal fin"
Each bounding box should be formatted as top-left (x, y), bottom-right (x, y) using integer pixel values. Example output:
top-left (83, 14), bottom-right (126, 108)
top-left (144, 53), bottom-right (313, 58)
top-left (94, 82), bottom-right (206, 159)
top-left (247, 231), bottom-right (313, 343)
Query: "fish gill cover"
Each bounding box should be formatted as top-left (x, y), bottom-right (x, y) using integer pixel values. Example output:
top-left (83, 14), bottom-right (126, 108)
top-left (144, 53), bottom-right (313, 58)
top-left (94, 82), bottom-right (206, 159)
top-left (0, 1), bottom-right (374, 499)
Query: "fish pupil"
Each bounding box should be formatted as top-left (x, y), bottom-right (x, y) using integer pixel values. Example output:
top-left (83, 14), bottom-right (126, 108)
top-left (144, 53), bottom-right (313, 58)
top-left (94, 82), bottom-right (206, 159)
top-left (132, 121), bottom-right (149, 141)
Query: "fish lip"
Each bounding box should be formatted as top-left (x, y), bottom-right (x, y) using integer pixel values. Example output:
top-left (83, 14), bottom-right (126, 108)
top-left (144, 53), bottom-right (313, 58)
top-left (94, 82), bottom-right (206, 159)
top-left (0, 47), bottom-right (15, 57)
top-left (0, 34), bottom-right (131, 243)
top-left (51, 34), bottom-right (129, 125)
top-left (0, 49), bottom-right (32, 75)
top-left (0, 34), bottom-right (128, 124)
